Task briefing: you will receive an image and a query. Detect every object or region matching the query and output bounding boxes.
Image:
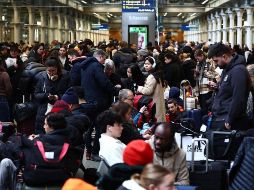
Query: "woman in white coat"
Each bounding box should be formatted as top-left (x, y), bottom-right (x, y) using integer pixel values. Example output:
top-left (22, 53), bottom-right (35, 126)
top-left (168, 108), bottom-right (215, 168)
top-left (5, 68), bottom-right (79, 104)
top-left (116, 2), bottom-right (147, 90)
top-left (137, 56), bottom-right (166, 122)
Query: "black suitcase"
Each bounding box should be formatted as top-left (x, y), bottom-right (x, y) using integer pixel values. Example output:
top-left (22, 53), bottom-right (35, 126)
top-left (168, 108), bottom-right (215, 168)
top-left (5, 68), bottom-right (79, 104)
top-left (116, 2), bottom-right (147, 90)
top-left (189, 138), bottom-right (228, 190)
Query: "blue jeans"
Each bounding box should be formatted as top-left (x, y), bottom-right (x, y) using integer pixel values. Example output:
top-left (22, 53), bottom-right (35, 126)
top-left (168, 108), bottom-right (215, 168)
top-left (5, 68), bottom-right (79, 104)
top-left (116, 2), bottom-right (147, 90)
top-left (0, 96), bottom-right (10, 122)
top-left (0, 158), bottom-right (17, 190)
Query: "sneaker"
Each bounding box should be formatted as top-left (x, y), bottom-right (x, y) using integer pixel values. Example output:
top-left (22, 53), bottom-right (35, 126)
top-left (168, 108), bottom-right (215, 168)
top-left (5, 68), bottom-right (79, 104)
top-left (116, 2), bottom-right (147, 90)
top-left (86, 152), bottom-right (91, 160)
top-left (91, 154), bottom-right (101, 162)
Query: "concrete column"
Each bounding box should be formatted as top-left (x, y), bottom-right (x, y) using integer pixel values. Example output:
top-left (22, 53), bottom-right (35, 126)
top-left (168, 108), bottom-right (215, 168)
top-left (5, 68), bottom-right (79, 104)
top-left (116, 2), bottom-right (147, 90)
top-left (0, 8), bottom-right (3, 42)
top-left (75, 13), bottom-right (79, 41)
top-left (207, 15), bottom-right (212, 41)
top-left (221, 10), bottom-right (228, 43)
top-left (228, 9), bottom-right (235, 46)
top-left (235, 8), bottom-right (244, 47)
top-left (80, 17), bottom-right (84, 40)
top-left (215, 12), bottom-right (222, 42)
top-left (40, 10), bottom-right (46, 43)
top-left (211, 14), bottom-right (217, 43)
top-left (245, 7), bottom-right (253, 50)
top-left (13, 5), bottom-right (21, 43)
top-left (64, 15), bottom-right (69, 42)
top-left (28, 7), bottom-right (35, 45)
top-left (57, 13), bottom-right (62, 42)
top-left (48, 12), bottom-right (55, 43)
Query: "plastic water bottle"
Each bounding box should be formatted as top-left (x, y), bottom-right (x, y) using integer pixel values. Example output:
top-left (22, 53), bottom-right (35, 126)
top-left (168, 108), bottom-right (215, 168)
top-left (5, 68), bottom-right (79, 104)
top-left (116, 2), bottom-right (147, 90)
top-left (207, 113), bottom-right (212, 129)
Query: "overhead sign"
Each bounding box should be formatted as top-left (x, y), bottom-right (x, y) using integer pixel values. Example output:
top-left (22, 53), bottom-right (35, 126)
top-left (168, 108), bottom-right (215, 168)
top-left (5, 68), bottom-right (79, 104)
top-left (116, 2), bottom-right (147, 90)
top-left (181, 24), bottom-right (198, 31)
top-left (122, 0), bottom-right (155, 13)
top-left (91, 23), bottom-right (108, 30)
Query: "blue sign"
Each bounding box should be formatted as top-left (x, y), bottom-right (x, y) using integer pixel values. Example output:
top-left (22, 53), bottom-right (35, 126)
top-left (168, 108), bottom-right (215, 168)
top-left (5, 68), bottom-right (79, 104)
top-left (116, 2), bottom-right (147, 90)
top-left (181, 24), bottom-right (190, 31)
top-left (122, 0), bottom-right (155, 13)
top-left (91, 23), bottom-right (109, 30)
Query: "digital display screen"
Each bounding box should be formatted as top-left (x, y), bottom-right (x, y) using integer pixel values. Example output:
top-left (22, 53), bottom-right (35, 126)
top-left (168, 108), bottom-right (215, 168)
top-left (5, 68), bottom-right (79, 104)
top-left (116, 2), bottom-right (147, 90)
top-left (129, 25), bottom-right (148, 49)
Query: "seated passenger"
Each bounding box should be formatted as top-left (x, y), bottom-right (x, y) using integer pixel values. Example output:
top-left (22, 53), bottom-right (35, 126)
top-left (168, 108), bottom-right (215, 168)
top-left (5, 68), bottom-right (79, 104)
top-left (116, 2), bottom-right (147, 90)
top-left (98, 110), bottom-right (126, 166)
top-left (117, 164), bottom-right (175, 190)
top-left (111, 101), bottom-right (143, 145)
top-left (96, 139), bottom-right (154, 190)
top-left (147, 122), bottom-right (189, 185)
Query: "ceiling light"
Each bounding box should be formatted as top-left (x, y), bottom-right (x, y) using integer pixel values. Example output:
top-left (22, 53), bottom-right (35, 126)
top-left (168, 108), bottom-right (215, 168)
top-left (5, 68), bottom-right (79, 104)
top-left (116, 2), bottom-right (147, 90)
top-left (201, 0), bottom-right (208, 4)
top-left (190, 13), bottom-right (196, 17)
top-left (164, 13), bottom-right (167, 16)
top-left (81, 0), bottom-right (87, 4)
top-left (177, 13), bottom-right (182, 17)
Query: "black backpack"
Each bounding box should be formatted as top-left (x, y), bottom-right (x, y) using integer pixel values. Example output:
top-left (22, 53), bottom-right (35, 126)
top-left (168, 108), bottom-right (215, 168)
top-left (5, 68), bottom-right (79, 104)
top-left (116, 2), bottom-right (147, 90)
top-left (23, 140), bottom-right (79, 186)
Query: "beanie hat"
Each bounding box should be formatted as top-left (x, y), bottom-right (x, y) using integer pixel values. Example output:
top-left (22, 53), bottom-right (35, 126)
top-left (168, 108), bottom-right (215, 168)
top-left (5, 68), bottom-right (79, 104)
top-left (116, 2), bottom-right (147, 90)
top-left (62, 178), bottom-right (97, 190)
top-left (168, 87), bottom-right (180, 98)
top-left (123, 140), bottom-right (153, 166)
top-left (62, 87), bottom-right (79, 104)
top-left (51, 100), bottom-right (71, 113)
top-left (137, 49), bottom-right (149, 57)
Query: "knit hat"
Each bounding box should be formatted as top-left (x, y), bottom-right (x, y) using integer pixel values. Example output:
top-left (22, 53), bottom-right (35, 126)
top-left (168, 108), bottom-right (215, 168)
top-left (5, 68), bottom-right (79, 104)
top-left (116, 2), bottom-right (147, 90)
top-left (123, 140), bottom-right (153, 166)
top-left (137, 49), bottom-right (149, 57)
top-left (62, 87), bottom-right (79, 104)
top-left (51, 100), bottom-right (71, 113)
top-left (62, 178), bottom-right (97, 190)
top-left (168, 87), bottom-right (180, 98)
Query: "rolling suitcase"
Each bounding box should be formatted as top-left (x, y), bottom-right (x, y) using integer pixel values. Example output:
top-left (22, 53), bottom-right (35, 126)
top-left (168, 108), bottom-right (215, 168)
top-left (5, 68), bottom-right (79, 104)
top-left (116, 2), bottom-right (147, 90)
top-left (189, 138), bottom-right (228, 190)
top-left (187, 109), bottom-right (202, 131)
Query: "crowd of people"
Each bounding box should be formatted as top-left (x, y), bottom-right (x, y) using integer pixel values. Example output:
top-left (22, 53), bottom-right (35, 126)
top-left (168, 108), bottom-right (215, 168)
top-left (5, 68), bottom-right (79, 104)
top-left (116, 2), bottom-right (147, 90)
top-left (0, 38), bottom-right (254, 189)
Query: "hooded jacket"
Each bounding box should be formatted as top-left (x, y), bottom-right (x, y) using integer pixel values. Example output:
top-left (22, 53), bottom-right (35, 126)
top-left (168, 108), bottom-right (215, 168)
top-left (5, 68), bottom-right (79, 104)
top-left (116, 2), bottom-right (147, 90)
top-left (148, 135), bottom-right (189, 185)
top-left (80, 57), bottom-right (117, 113)
top-left (212, 54), bottom-right (250, 129)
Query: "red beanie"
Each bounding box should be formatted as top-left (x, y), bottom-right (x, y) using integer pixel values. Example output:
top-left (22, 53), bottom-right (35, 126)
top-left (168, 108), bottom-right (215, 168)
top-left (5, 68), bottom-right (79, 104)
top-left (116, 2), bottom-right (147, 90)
top-left (123, 140), bottom-right (154, 166)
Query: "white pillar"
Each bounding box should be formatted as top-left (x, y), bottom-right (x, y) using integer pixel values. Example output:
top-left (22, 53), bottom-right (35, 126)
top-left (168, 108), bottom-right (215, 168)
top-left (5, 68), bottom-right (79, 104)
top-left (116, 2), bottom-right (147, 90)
top-left (48, 12), bottom-right (55, 43)
top-left (207, 15), bottom-right (212, 41)
top-left (246, 7), bottom-right (253, 50)
top-left (28, 7), bottom-right (35, 45)
top-left (235, 8), bottom-right (244, 47)
top-left (13, 5), bottom-right (21, 43)
top-left (221, 10), bottom-right (228, 44)
top-left (40, 10), bottom-right (46, 43)
top-left (216, 12), bottom-right (222, 42)
top-left (57, 13), bottom-right (62, 42)
top-left (64, 15), bottom-right (69, 42)
top-left (228, 9), bottom-right (235, 46)
top-left (211, 14), bottom-right (217, 43)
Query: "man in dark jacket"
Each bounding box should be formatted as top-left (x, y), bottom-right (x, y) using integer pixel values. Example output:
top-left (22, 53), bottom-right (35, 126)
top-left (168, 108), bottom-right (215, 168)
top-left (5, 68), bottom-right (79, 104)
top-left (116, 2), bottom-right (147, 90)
top-left (208, 43), bottom-right (250, 130)
top-left (80, 49), bottom-right (118, 160)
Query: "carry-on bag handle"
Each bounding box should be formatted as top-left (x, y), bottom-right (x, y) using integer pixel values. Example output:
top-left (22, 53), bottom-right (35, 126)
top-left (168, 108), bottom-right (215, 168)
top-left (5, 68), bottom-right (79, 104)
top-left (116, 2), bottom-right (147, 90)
top-left (191, 138), bottom-right (209, 172)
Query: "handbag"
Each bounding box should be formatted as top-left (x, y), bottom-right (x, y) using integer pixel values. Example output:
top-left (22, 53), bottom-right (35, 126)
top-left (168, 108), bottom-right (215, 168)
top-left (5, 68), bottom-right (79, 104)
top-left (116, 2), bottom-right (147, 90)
top-left (14, 101), bottom-right (37, 122)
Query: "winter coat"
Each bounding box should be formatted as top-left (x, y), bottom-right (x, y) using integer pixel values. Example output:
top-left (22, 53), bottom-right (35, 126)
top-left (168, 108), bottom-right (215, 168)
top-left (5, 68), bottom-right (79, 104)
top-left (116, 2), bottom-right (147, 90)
top-left (69, 57), bottom-right (87, 86)
top-left (182, 58), bottom-right (196, 87)
top-left (113, 48), bottom-right (134, 77)
top-left (148, 135), bottom-right (189, 185)
top-left (0, 71), bottom-right (12, 97)
top-left (212, 55), bottom-right (250, 130)
top-left (34, 71), bottom-right (70, 134)
top-left (163, 61), bottom-right (183, 88)
top-left (137, 74), bottom-right (166, 122)
top-left (97, 163), bottom-right (143, 190)
top-left (80, 57), bottom-right (117, 113)
top-left (119, 121), bottom-right (143, 145)
top-left (229, 137), bottom-right (254, 190)
top-left (17, 62), bottom-right (46, 96)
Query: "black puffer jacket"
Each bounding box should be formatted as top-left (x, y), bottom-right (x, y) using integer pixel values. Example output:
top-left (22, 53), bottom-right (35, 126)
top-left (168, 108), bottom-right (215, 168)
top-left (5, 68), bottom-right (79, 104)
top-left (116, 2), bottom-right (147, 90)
top-left (18, 62), bottom-right (46, 96)
top-left (34, 71), bottom-right (70, 134)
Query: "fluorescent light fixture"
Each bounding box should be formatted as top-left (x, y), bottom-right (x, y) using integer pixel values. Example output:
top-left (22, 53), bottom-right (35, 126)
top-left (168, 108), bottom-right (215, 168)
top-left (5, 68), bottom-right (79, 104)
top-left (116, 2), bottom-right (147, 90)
top-left (93, 12), bottom-right (99, 16)
top-left (177, 13), bottom-right (182, 17)
top-left (201, 0), bottom-right (208, 4)
top-left (190, 13), bottom-right (196, 17)
top-left (164, 13), bottom-right (167, 16)
top-left (81, 0), bottom-right (87, 4)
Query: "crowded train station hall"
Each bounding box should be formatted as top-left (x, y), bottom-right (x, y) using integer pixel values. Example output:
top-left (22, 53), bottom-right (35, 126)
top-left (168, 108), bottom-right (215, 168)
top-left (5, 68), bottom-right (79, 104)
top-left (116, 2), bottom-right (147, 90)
top-left (0, 0), bottom-right (254, 189)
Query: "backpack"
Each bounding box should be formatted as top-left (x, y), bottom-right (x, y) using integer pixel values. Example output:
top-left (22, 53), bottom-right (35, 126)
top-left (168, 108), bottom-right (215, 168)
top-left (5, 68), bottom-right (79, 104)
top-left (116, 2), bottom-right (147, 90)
top-left (23, 140), bottom-right (79, 186)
